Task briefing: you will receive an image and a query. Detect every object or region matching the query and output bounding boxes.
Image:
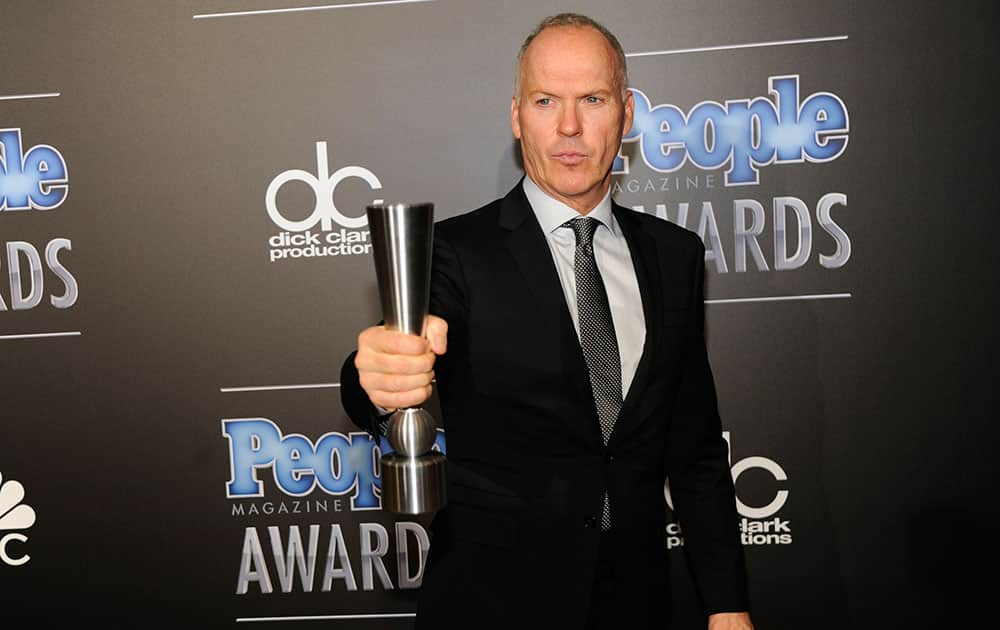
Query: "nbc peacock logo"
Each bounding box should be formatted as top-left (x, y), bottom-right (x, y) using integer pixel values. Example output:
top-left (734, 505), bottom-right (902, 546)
top-left (0, 472), bottom-right (36, 566)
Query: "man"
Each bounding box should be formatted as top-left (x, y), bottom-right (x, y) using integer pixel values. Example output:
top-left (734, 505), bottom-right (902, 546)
top-left (341, 13), bottom-right (754, 630)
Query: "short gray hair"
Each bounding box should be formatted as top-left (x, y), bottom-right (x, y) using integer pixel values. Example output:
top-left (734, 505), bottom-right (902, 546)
top-left (514, 13), bottom-right (629, 102)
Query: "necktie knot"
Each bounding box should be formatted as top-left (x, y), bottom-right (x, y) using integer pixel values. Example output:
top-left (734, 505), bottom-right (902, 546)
top-left (565, 216), bottom-right (600, 249)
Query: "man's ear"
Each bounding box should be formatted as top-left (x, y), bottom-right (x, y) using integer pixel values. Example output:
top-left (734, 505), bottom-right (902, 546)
top-left (511, 96), bottom-right (522, 140)
top-left (622, 89), bottom-right (635, 138)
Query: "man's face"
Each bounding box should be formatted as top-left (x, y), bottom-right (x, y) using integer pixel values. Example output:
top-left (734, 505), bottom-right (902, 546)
top-left (511, 25), bottom-right (634, 214)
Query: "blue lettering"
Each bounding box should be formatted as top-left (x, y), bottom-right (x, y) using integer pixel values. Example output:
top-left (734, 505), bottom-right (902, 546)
top-left (222, 418), bottom-right (446, 511)
top-left (685, 102), bottom-right (732, 168)
top-left (273, 434), bottom-right (317, 495)
top-left (0, 129), bottom-right (69, 210)
top-left (614, 75), bottom-right (848, 186)
top-left (799, 93), bottom-right (849, 161)
top-left (223, 418), bottom-right (283, 497)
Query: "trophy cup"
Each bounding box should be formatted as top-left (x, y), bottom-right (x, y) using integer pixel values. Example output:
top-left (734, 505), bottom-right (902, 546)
top-left (366, 202), bottom-right (447, 514)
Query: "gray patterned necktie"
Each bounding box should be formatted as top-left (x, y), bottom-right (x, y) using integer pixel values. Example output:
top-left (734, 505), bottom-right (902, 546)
top-left (565, 216), bottom-right (622, 530)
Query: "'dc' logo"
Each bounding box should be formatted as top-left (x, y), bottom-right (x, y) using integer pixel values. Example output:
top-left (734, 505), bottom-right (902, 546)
top-left (663, 432), bottom-right (789, 519)
top-left (265, 141), bottom-right (383, 232)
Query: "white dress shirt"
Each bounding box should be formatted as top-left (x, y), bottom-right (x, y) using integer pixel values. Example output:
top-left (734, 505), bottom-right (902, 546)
top-left (522, 177), bottom-right (646, 398)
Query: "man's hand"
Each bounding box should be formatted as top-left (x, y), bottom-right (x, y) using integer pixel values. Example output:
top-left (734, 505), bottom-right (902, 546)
top-left (354, 315), bottom-right (448, 410)
top-left (708, 612), bottom-right (753, 629)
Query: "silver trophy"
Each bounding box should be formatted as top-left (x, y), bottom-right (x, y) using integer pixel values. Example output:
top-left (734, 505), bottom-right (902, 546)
top-left (366, 202), bottom-right (447, 514)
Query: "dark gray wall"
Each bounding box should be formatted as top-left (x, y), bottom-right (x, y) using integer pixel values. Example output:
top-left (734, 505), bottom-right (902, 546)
top-left (1, 1), bottom-right (996, 628)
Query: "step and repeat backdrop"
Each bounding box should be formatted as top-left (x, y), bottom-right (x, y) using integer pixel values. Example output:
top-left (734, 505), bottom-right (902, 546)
top-left (2, 1), bottom-right (996, 628)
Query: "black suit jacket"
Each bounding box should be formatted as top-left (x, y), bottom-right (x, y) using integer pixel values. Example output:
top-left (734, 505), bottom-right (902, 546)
top-left (341, 182), bottom-right (749, 628)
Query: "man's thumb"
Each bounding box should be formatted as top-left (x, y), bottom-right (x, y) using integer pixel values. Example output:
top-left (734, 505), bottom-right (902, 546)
top-left (425, 315), bottom-right (448, 355)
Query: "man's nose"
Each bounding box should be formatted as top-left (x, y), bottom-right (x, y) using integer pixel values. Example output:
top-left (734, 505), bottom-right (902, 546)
top-left (558, 104), bottom-right (582, 137)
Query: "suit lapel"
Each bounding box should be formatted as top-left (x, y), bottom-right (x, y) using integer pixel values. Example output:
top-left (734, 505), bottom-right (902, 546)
top-left (608, 203), bottom-right (662, 447)
top-left (499, 183), bottom-right (602, 447)
top-left (496, 185), bottom-right (664, 448)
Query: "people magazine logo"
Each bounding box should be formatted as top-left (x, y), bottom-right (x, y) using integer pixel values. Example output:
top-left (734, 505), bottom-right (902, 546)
top-left (613, 75), bottom-right (851, 275)
top-left (0, 472), bottom-right (37, 567)
top-left (665, 433), bottom-right (792, 550)
top-left (221, 418), bottom-right (445, 595)
top-left (264, 142), bottom-right (383, 263)
top-left (0, 128), bottom-right (78, 312)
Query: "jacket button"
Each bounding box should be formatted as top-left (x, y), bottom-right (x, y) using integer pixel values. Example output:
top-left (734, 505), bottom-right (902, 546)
top-left (604, 453), bottom-right (615, 464)
top-left (584, 516), bottom-right (597, 528)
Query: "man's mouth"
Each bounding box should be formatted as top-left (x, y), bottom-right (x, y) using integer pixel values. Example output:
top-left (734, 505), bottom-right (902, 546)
top-left (552, 151), bottom-right (588, 166)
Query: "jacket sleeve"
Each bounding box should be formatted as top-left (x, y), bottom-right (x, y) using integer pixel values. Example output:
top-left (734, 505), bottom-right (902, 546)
top-left (340, 349), bottom-right (386, 437)
top-left (426, 222), bottom-right (469, 411)
top-left (665, 237), bottom-right (751, 615)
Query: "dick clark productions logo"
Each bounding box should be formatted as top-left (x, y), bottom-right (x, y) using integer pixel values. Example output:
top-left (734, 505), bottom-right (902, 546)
top-left (264, 142), bottom-right (382, 263)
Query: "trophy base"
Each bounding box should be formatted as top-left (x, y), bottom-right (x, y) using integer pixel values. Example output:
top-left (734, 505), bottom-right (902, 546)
top-left (381, 452), bottom-right (447, 514)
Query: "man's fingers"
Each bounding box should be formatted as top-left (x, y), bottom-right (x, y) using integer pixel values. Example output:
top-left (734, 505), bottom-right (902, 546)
top-left (355, 349), bottom-right (436, 375)
top-left (368, 386), bottom-right (433, 410)
top-left (354, 322), bottom-right (441, 408)
top-left (361, 371), bottom-right (434, 394)
top-left (425, 315), bottom-right (449, 355)
top-left (359, 326), bottom-right (429, 355)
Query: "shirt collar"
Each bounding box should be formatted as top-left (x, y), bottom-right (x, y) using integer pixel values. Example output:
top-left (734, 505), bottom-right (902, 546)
top-left (522, 175), bottom-right (616, 236)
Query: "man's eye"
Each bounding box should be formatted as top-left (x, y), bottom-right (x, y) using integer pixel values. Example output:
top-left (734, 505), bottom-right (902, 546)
top-left (585, 96), bottom-right (602, 104)
top-left (536, 98), bottom-right (552, 106)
